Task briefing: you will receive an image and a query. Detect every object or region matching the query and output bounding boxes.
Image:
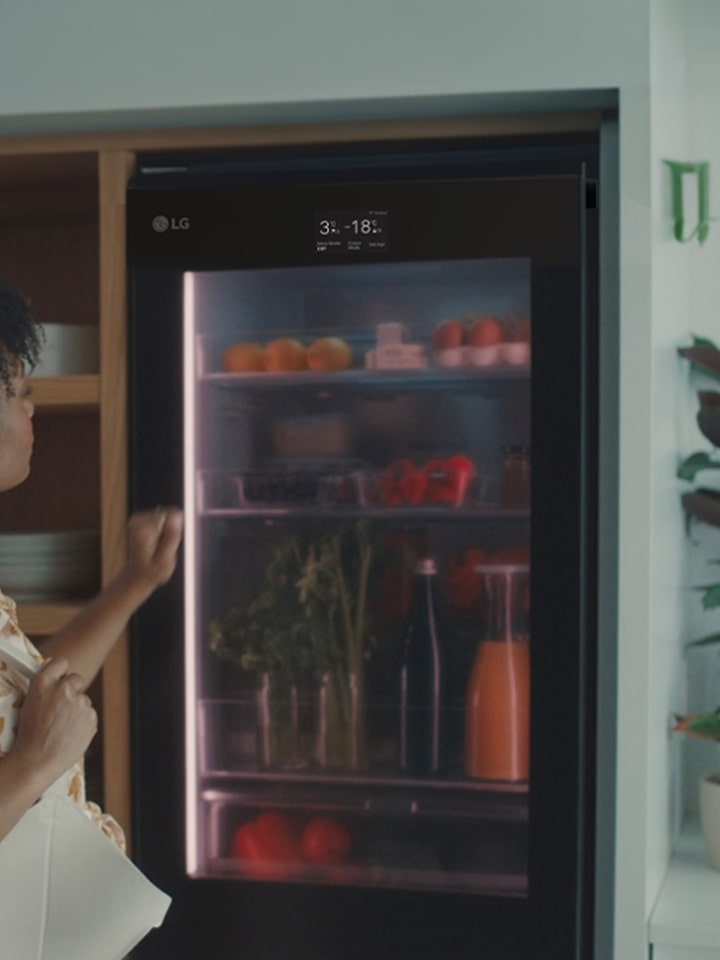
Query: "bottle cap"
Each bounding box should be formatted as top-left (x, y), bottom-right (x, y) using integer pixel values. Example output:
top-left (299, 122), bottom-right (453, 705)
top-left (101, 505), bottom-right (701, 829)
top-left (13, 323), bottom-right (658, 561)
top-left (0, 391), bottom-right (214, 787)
top-left (414, 557), bottom-right (437, 575)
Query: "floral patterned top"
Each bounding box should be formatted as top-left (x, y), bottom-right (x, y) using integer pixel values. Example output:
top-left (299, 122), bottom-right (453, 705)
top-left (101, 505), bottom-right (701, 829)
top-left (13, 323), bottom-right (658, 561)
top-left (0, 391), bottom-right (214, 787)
top-left (0, 589), bottom-right (126, 853)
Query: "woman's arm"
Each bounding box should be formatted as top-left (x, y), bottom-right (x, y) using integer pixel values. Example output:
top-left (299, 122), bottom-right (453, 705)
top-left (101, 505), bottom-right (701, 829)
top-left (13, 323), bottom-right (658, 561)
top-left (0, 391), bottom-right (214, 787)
top-left (39, 508), bottom-right (183, 690)
top-left (0, 657), bottom-right (97, 842)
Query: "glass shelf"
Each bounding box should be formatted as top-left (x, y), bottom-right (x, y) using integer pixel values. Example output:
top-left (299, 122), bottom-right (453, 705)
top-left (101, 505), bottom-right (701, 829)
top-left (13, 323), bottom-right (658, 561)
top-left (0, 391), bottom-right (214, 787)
top-left (203, 365), bottom-right (530, 395)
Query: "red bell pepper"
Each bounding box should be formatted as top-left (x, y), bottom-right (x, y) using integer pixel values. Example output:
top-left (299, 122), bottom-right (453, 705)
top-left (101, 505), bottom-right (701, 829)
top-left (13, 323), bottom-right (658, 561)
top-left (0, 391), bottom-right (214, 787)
top-left (399, 469), bottom-right (428, 505)
top-left (444, 455), bottom-right (475, 505)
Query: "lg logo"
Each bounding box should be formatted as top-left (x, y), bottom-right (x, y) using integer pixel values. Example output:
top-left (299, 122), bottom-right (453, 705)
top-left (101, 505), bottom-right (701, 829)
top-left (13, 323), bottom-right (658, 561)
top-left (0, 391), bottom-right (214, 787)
top-left (152, 215), bottom-right (190, 233)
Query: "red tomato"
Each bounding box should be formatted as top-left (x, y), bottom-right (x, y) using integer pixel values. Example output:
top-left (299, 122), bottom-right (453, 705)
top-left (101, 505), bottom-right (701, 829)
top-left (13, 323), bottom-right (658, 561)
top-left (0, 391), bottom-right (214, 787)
top-left (255, 812), bottom-right (302, 861)
top-left (232, 813), bottom-right (301, 880)
top-left (232, 823), bottom-right (287, 880)
top-left (301, 817), bottom-right (352, 866)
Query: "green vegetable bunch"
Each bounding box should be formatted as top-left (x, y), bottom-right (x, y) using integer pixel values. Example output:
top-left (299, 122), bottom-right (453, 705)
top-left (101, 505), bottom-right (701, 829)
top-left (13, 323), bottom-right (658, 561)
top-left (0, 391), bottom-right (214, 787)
top-left (208, 520), bottom-right (385, 683)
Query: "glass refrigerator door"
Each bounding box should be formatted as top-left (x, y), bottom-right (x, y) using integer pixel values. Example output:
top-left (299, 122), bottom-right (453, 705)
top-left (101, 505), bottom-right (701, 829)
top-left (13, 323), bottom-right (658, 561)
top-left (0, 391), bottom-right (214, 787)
top-left (184, 257), bottom-right (531, 895)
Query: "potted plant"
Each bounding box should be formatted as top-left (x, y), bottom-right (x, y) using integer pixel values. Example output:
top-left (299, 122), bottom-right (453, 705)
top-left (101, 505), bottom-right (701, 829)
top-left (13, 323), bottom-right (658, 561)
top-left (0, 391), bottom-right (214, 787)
top-left (673, 712), bottom-right (720, 869)
top-left (673, 336), bottom-right (720, 868)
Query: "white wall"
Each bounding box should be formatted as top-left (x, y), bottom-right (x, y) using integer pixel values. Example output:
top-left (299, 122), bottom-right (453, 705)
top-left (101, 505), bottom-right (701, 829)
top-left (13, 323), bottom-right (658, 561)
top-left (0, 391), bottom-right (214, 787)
top-left (678, 0), bottom-right (720, 820)
top-left (0, 0), bottom-right (648, 127)
top-left (645, 0), bottom-right (692, 916)
top-left (1, 3), bottom-right (686, 959)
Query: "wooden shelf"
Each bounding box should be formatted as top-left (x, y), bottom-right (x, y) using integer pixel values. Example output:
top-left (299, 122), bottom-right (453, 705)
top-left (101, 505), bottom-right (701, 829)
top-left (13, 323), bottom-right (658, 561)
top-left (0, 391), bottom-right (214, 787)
top-left (16, 601), bottom-right (84, 636)
top-left (31, 375), bottom-right (100, 410)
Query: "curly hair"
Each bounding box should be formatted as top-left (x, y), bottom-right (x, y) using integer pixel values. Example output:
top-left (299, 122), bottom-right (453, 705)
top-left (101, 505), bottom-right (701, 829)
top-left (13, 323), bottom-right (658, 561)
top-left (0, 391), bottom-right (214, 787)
top-left (0, 276), bottom-right (44, 395)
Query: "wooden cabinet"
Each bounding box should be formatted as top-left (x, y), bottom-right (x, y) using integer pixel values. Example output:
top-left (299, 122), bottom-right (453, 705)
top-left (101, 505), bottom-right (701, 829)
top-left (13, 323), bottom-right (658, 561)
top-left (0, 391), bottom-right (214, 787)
top-left (0, 143), bottom-right (132, 830)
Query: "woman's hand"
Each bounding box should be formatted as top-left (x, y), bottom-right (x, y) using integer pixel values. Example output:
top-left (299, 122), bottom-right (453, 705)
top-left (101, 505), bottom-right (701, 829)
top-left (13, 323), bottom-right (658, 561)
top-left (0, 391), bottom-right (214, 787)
top-left (37, 507), bottom-right (184, 690)
top-left (122, 507), bottom-right (184, 603)
top-left (12, 656), bottom-right (97, 788)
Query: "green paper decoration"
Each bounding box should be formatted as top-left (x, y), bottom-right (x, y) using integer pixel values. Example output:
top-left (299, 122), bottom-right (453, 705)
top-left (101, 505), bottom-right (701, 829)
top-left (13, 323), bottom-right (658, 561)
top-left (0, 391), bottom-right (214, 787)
top-left (663, 159), bottom-right (712, 245)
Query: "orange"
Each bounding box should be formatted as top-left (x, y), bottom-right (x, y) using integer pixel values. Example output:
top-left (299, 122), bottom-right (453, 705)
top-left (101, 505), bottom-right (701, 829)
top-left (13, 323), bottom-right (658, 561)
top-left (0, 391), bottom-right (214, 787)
top-left (263, 338), bottom-right (308, 372)
top-left (221, 342), bottom-right (266, 373)
top-left (306, 337), bottom-right (353, 372)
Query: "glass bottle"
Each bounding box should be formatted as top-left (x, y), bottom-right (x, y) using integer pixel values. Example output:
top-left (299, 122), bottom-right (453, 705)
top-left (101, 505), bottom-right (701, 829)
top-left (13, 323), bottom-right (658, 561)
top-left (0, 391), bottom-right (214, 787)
top-left (400, 557), bottom-right (442, 776)
top-left (465, 563), bottom-right (530, 781)
top-left (501, 445), bottom-right (530, 508)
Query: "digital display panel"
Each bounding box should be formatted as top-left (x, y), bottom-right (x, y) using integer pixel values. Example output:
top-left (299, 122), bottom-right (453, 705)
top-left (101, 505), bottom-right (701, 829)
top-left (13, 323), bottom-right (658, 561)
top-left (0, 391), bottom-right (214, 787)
top-left (315, 210), bottom-right (389, 254)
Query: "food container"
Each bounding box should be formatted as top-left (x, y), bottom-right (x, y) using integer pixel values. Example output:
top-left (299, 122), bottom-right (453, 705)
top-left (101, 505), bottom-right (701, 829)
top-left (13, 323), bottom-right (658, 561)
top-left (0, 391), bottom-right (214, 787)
top-left (234, 467), bottom-right (362, 509)
top-left (273, 415), bottom-right (351, 460)
top-left (360, 457), bottom-right (476, 509)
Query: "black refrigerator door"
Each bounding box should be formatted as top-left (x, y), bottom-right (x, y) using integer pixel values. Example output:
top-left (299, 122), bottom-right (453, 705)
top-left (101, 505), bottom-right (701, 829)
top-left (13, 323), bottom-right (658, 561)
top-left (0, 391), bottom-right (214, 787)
top-left (127, 152), bottom-right (597, 960)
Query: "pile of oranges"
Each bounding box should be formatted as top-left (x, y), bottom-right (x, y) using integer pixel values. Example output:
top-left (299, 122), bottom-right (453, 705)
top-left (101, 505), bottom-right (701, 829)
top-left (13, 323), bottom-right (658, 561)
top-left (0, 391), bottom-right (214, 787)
top-left (222, 337), bottom-right (353, 374)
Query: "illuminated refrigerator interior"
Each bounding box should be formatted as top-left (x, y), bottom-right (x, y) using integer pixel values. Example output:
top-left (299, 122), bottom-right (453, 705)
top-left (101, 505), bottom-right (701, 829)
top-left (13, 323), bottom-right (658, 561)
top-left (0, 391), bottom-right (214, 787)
top-left (127, 135), bottom-right (601, 960)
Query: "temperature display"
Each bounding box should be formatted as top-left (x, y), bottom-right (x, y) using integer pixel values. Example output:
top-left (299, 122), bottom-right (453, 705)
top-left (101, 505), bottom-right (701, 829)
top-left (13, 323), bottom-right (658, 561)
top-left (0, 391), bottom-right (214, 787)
top-left (315, 209), bottom-right (389, 253)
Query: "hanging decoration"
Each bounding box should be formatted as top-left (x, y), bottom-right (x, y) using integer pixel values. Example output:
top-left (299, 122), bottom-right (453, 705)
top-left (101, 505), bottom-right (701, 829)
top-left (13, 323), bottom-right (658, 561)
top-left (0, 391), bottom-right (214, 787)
top-left (663, 159), bottom-right (711, 245)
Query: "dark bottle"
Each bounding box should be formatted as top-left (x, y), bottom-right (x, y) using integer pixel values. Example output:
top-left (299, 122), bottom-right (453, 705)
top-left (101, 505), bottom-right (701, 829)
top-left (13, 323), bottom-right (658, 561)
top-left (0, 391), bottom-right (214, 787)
top-left (400, 557), bottom-right (442, 776)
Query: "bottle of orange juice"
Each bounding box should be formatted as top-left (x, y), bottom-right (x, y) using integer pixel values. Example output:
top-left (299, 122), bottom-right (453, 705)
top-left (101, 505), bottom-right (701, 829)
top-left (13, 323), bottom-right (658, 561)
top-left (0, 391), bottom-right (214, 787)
top-left (465, 563), bottom-right (530, 781)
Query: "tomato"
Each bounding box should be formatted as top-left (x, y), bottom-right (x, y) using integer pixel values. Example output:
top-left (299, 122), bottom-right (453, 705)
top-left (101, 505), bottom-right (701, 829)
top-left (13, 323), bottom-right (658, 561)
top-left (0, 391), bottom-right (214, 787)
top-left (231, 813), bottom-right (301, 880)
top-left (232, 823), bottom-right (288, 880)
top-left (301, 816), bottom-right (352, 866)
top-left (255, 812), bottom-right (302, 861)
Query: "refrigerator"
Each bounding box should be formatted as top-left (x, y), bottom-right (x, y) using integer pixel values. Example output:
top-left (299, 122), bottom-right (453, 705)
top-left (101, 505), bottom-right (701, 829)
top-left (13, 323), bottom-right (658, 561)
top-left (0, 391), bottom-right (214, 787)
top-left (126, 132), bottom-right (604, 960)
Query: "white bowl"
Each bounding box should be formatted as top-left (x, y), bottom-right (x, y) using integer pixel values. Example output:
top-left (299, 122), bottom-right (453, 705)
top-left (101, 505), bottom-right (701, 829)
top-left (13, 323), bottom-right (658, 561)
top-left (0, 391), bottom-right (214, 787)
top-left (32, 325), bottom-right (99, 377)
top-left (0, 530), bottom-right (100, 600)
top-left (434, 347), bottom-right (466, 368)
top-left (470, 345), bottom-right (501, 367)
top-left (500, 342), bottom-right (531, 366)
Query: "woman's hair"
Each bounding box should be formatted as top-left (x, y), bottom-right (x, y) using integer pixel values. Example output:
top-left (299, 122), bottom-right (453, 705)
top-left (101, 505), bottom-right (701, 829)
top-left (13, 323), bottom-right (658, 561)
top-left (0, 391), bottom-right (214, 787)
top-left (0, 276), bottom-right (44, 395)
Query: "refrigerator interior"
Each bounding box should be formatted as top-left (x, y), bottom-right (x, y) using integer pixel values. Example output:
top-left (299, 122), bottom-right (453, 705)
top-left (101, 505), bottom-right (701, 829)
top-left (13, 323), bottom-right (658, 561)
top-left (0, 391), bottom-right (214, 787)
top-left (184, 256), bottom-right (532, 895)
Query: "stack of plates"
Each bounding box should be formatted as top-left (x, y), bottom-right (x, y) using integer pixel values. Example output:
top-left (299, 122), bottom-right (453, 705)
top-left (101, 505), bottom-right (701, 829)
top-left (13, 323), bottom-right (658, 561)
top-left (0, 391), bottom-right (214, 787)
top-left (0, 530), bottom-right (100, 602)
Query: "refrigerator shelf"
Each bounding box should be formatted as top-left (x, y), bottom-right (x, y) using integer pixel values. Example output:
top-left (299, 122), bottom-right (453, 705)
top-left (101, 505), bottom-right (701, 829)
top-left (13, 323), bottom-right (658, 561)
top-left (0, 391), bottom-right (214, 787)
top-left (202, 785), bottom-right (528, 817)
top-left (202, 366), bottom-right (530, 394)
top-left (200, 787), bottom-right (527, 894)
top-left (198, 505), bottom-right (530, 521)
top-left (199, 857), bottom-right (528, 897)
top-left (200, 770), bottom-right (529, 800)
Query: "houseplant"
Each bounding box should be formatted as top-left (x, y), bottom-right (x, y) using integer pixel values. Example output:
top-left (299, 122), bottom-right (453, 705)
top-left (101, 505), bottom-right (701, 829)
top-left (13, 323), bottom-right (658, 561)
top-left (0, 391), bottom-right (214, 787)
top-left (674, 335), bottom-right (720, 868)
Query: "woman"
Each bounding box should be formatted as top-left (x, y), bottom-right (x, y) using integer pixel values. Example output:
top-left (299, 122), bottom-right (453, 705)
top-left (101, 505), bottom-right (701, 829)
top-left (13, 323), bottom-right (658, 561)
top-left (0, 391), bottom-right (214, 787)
top-left (0, 275), bottom-right (182, 847)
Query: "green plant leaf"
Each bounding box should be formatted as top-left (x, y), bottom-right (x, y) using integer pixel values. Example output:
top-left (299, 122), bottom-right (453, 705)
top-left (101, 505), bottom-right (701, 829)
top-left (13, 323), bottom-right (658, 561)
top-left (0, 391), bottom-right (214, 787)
top-left (686, 631), bottom-right (720, 649)
top-left (703, 584), bottom-right (720, 610)
top-left (692, 334), bottom-right (720, 350)
top-left (674, 710), bottom-right (720, 741)
top-left (678, 341), bottom-right (720, 381)
top-left (677, 451), bottom-right (720, 481)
